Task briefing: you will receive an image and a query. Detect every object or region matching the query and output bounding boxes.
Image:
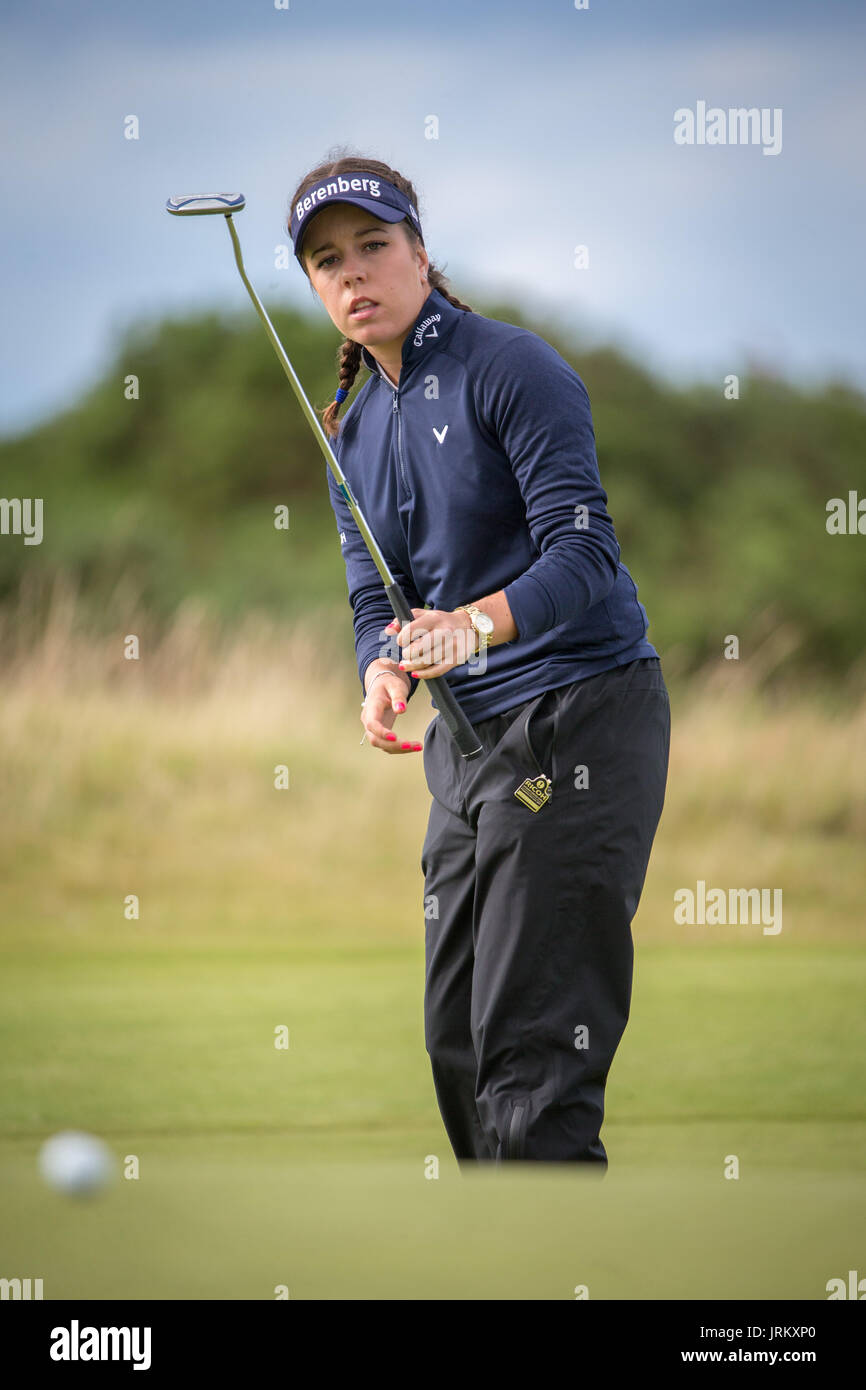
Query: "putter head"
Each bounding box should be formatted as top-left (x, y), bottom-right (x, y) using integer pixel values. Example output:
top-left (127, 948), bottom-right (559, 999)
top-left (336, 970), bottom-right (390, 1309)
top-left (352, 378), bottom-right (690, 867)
top-left (166, 193), bottom-right (246, 216)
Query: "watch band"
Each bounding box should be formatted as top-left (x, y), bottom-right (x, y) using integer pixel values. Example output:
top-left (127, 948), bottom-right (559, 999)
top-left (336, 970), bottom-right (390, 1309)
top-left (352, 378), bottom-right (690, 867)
top-left (456, 604), bottom-right (493, 654)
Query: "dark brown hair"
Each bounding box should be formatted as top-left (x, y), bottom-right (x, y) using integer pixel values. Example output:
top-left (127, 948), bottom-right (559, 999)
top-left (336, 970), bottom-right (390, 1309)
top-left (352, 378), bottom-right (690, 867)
top-left (289, 149), bottom-right (473, 438)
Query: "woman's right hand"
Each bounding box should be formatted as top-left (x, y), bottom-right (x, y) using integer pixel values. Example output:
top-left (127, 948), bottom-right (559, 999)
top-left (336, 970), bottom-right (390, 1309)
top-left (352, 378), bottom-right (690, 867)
top-left (361, 664), bottom-right (423, 753)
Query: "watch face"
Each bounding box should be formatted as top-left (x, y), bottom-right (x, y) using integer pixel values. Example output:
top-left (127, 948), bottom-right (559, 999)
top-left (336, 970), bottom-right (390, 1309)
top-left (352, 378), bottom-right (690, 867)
top-left (475, 613), bottom-right (495, 635)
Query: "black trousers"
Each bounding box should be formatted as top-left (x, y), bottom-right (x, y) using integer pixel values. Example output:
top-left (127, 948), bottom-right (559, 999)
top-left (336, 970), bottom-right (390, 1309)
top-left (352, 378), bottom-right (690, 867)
top-left (420, 657), bottom-right (670, 1167)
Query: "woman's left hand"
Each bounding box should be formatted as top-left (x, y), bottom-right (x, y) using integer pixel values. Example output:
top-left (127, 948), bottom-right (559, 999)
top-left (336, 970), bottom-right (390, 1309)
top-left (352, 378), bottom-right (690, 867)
top-left (385, 608), bottom-right (477, 679)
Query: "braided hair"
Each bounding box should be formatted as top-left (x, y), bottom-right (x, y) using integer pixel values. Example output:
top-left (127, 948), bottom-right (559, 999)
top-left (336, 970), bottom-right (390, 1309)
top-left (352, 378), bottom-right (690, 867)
top-left (289, 151), bottom-right (474, 439)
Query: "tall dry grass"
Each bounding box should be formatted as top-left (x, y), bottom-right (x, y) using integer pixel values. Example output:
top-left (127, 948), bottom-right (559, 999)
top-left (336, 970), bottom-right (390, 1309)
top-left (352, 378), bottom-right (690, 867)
top-left (1, 573), bottom-right (863, 948)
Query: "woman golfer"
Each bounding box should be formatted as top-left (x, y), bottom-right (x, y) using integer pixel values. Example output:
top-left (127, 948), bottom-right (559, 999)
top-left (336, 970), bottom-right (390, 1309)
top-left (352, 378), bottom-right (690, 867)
top-left (289, 154), bottom-right (671, 1168)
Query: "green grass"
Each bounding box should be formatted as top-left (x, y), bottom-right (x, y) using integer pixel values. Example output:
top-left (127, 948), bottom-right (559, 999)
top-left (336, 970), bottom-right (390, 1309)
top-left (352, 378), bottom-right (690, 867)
top-left (0, 612), bottom-right (864, 1298)
top-left (0, 941), bottom-right (863, 1298)
top-left (1, 1145), bottom-right (862, 1300)
top-left (1, 944), bottom-right (864, 1143)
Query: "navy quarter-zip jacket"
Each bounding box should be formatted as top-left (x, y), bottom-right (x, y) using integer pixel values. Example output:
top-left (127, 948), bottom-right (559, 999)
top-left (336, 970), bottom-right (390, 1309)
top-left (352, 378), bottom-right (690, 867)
top-left (325, 287), bottom-right (659, 723)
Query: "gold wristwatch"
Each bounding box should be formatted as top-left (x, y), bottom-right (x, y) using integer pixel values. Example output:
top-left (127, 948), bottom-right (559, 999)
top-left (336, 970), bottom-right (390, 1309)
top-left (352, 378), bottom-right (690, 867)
top-left (456, 604), bottom-right (495, 656)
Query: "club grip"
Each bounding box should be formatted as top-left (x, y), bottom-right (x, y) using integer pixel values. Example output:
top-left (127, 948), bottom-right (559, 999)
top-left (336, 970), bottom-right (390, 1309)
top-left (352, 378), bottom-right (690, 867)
top-left (384, 584), bottom-right (483, 761)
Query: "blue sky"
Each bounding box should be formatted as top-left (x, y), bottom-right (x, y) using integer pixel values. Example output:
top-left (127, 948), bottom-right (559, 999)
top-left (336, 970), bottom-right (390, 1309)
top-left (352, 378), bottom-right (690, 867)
top-left (1, 0), bottom-right (864, 436)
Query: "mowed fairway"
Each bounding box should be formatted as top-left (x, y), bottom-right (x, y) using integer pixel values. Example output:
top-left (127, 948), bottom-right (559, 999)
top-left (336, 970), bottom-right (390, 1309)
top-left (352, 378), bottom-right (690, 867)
top-left (0, 611), bottom-right (864, 1299)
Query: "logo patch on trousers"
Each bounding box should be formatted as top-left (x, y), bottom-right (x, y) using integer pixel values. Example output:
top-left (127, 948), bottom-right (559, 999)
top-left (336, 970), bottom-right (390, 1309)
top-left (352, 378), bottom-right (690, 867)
top-left (513, 776), bottom-right (552, 811)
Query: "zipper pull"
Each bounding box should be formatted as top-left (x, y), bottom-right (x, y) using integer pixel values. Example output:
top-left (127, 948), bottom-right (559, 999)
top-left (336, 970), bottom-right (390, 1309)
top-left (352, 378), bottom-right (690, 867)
top-left (392, 392), bottom-right (397, 412)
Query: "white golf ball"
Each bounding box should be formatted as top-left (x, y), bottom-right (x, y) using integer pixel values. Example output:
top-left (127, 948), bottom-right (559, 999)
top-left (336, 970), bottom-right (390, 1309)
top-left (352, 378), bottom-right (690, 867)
top-left (37, 1131), bottom-right (116, 1197)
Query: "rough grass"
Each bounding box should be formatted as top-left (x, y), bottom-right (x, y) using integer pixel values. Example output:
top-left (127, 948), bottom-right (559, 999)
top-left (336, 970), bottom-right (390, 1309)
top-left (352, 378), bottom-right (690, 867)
top-left (1, 580), bottom-right (863, 951)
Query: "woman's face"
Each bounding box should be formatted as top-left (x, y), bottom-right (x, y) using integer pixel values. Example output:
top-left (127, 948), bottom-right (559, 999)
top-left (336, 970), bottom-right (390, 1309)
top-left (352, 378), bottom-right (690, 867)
top-left (302, 202), bottom-right (430, 349)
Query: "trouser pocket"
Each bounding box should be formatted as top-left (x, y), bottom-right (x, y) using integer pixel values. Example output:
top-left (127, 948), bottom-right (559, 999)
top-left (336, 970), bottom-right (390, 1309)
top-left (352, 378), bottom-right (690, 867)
top-left (513, 690), bottom-right (558, 812)
top-left (524, 690), bottom-right (557, 781)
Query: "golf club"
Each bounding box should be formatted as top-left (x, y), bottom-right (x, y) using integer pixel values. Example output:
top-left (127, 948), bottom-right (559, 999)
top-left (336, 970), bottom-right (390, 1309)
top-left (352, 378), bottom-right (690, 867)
top-left (166, 193), bottom-right (482, 761)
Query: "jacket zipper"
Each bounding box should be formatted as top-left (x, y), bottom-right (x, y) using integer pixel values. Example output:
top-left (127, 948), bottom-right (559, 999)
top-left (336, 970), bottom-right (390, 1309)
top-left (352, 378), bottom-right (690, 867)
top-left (392, 390), bottom-right (409, 495)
